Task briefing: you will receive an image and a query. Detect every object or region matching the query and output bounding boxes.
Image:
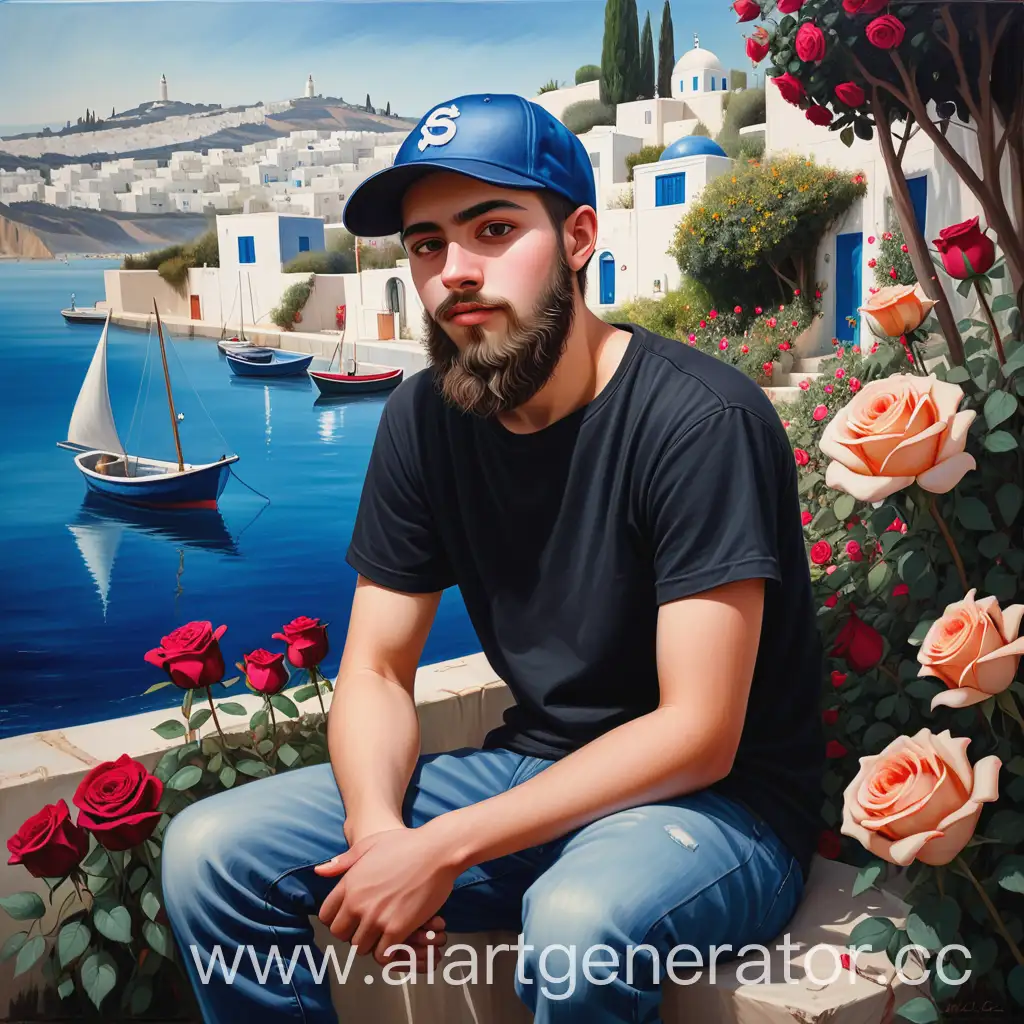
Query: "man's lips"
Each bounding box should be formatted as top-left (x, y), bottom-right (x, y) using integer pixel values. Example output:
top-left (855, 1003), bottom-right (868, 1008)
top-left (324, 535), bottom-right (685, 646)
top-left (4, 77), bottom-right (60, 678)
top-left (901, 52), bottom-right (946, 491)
top-left (446, 303), bottom-right (501, 326)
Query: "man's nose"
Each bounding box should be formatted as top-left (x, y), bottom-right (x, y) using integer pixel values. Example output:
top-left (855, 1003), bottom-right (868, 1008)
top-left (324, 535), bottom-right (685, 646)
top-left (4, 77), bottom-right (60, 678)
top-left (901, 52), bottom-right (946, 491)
top-left (440, 242), bottom-right (483, 292)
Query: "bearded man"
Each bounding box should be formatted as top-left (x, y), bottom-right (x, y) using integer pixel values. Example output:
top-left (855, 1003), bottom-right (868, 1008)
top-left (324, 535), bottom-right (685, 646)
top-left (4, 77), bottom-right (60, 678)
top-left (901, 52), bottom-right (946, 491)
top-left (163, 94), bottom-right (824, 1024)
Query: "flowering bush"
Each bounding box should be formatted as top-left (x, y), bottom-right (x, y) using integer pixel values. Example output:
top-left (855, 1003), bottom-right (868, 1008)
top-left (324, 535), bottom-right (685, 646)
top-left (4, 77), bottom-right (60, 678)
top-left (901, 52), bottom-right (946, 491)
top-left (2, 615), bottom-right (334, 1015)
top-left (870, 224), bottom-right (915, 289)
top-left (789, 229), bottom-right (1024, 1017)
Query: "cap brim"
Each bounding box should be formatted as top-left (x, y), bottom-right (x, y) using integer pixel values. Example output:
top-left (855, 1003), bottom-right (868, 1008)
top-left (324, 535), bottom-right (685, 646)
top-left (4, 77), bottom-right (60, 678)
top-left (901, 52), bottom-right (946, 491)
top-left (341, 158), bottom-right (546, 238)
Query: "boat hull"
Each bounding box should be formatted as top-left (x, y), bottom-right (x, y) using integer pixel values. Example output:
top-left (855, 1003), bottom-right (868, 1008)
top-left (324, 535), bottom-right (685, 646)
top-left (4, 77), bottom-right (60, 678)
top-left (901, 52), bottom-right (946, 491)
top-left (62, 308), bottom-right (108, 324)
top-left (226, 351), bottom-right (314, 377)
top-left (309, 368), bottom-right (404, 396)
top-left (74, 451), bottom-right (238, 509)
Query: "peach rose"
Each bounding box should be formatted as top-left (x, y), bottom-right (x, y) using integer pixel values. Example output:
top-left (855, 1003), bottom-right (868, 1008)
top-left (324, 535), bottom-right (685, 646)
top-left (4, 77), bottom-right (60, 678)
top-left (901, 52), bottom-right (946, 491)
top-left (819, 373), bottom-right (976, 501)
top-left (859, 283), bottom-right (937, 338)
top-left (918, 589), bottom-right (1024, 710)
top-left (841, 728), bottom-right (1000, 866)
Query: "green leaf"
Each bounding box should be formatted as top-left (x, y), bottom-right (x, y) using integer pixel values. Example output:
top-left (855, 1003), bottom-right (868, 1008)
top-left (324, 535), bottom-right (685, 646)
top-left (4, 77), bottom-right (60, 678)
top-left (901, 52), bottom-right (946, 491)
top-left (867, 561), bottom-right (890, 594)
top-left (13, 934), bottom-right (45, 977)
top-left (1004, 345), bottom-right (1024, 377)
top-left (57, 920), bottom-right (90, 968)
top-left (863, 722), bottom-right (897, 750)
top-left (0, 891), bottom-right (46, 920)
top-left (93, 903), bottom-right (132, 943)
top-left (984, 430), bottom-right (1018, 452)
top-left (208, 751), bottom-right (223, 774)
top-left (257, 738), bottom-right (275, 755)
top-left (945, 365), bottom-right (972, 383)
top-left (906, 896), bottom-right (960, 951)
top-left (984, 566), bottom-right (1019, 603)
top-left (979, 532), bottom-right (1011, 559)
top-left (833, 493), bottom-right (856, 521)
top-left (167, 764), bottom-right (203, 791)
top-left (905, 677), bottom-right (942, 700)
top-left (217, 701), bottom-right (247, 716)
top-left (236, 758), bottom-right (272, 778)
top-left (849, 915), bottom-right (895, 952)
top-left (840, 125), bottom-right (854, 147)
top-left (86, 873), bottom-right (112, 897)
top-left (907, 619), bottom-right (934, 646)
top-left (129, 980), bottom-right (153, 1015)
top-left (277, 742), bottom-right (301, 767)
top-left (141, 884), bottom-right (161, 922)
top-left (991, 293), bottom-right (1017, 313)
top-left (875, 694), bottom-right (897, 719)
top-left (997, 483), bottom-right (1023, 526)
top-left (219, 764), bottom-right (237, 788)
top-left (0, 931), bottom-right (28, 963)
top-left (798, 471), bottom-right (823, 495)
top-left (988, 809), bottom-right (1024, 846)
top-left (128, 866), bottom-right (148, 893)
top-left (189, 708), bottom-right (212, 730)
top-left (249, 708), bottom-right (269, 731)
top-left (141, 920), bottom-right (173, 958)
top-left (853, 861), bottom-right (884, 897)
top-left (995, 855), bottom-right (1024, 894)
top-left (984, 390), bottom-right (1018, 429)
top-left (956, 496), bottom-right (995, 531)
top-left (897, 996), bottom-right (939, 1023)
top-left (143, 680), bottom-right (173, 694)
top-left (152, 719), bottom-right (186, 740)
top-left (57, 977), bottom-right (75, 1000)
top-left (270, 693), bottom-right (299, 718)
top-left (81, 950), bottom-right (118, 1009)
top-left (292, 683), bottom-right (319, 703)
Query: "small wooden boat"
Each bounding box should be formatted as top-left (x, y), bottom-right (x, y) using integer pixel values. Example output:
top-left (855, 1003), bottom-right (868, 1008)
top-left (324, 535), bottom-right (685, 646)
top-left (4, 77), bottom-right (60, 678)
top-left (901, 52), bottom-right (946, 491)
top-left (58, 307), bottom-right (239, 510)
top-left (309, 367), bottom-right (403, 396)
top-left (62, 305), bottom-right (108, 324)
top-left (218, 337), bottom-right (256, 356)
top-left (226, 349), bottom-right (313, 377)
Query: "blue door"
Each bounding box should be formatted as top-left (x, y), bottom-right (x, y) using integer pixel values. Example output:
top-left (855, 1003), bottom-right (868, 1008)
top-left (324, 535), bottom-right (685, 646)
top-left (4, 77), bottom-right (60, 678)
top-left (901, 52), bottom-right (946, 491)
top-left (835, 232), bottom-right (862, 344)
top-left (906, 175), bottom-right (927, 235)
top-left (599, 253), bottom-right (615, 305)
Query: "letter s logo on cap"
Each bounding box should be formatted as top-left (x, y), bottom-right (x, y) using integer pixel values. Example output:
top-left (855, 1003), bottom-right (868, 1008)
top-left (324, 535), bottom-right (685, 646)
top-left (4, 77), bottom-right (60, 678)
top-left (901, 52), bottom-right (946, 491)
top-left (417, 104), bottom-right (461, 152)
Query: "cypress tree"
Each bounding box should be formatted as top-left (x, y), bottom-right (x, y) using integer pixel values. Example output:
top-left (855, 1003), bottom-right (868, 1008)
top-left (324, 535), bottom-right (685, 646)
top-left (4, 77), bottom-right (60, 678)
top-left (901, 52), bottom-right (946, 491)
top-left (385, 101), bottom-right (391, 116)
top-left (657, 0), bottom-right (675, 98)
top-left (639, 11), bottom-right (655, 101)
top-left (600, 0), bottom-right (624, 107)
top-left (622, 0), bottom-right (641, 102)
top-left (365, 93), bottom-right (372, 112)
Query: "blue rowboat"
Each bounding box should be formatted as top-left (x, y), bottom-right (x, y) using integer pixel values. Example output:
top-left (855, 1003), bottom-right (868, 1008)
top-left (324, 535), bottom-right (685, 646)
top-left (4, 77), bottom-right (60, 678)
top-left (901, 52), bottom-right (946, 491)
top-left (226, 349), bottom-right (314, 377)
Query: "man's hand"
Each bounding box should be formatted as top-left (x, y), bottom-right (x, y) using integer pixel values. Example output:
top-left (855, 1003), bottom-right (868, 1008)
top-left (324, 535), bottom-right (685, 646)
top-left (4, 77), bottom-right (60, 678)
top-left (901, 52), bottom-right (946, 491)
top-left (315, 826), bottom-right (461, 967)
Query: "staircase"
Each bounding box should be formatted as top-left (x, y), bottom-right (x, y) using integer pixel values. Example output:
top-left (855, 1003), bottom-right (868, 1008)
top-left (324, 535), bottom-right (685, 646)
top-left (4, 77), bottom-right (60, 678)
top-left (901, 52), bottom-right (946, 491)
top-left (763, 354), bottom-right (827, 407)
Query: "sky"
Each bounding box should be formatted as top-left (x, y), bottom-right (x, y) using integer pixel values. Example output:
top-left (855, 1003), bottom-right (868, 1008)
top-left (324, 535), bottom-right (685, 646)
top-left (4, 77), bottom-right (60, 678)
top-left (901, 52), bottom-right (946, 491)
top-left (0, 0), bottom-right (755, 136)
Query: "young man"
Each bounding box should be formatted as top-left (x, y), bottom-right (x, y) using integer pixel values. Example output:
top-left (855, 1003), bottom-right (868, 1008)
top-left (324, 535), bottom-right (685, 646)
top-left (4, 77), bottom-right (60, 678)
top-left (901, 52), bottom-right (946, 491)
top-left (163, 93), bottom-right (824, 1023)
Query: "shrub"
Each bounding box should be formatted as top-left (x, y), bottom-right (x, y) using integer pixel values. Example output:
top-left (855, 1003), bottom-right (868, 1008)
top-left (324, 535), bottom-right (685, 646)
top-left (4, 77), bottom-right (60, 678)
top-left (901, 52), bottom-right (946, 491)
top-left (870, 219), bottom-right (916, 288)
top-left (270, 275), bottom-right (315, 331)
top-left (607, 186), bottom-right (634, 210)
top-left (737, 135), bottom-right (766, 161)
top-left (690, 120), bottom-right (710, 137)
top-left (284, 250), bottom-right (353, 274)
top-left (603, 277), bottom-right (713, 337)
top-left (670, 155), bottom-right (866, 310)
top-left (561, 99), bottom-right (616, 135)
top-left (715, 87), bottom-right (766, 158)
top-left (190, 228), bottom-right (219, 268)
top-left (538, 79), bottom-right (562, 95)
top-left (575, 64), bottom-right (601, 85)
top-left (123, 243), bottom-right (184, 271)
top-left (625, 144), bottom-right (665, 182)
top-left (157, 254), bottom-right (191, 296)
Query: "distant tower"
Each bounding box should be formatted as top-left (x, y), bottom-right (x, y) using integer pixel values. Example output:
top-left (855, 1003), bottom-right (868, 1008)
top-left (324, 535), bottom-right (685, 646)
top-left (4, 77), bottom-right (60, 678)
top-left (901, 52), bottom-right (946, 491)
top-left (305, 74), bottom-right (315, 99)
top-left (693, 33), bottom-right (699, 49)
top-left (159, 74), bottom-right (168, 103)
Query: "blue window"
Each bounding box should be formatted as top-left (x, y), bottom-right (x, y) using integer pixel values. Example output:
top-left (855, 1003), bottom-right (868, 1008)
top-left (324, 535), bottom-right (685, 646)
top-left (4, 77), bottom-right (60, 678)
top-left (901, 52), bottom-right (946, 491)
top-left (906, 175), bottom-right (928, 234)
top-left (722, 77), bottom-right (728, 90)
top-left (711, 79), bottom-right (716, 91)
top-left (264, 173), bottom-right (269, 183)
top-left (298, 236), bottom-right (310, 253)
top-left (692, 76), bottom-right (698, 91)
top-left (655, 171), bottom-right (686, 207)
top-left (295, 180), bottom-right (302, 187)
top-left (238, 236), bottom-right (256, 264)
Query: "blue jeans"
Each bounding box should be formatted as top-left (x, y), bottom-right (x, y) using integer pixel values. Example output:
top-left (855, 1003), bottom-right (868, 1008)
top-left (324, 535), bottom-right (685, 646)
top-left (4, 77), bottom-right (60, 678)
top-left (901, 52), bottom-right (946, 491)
top-left (162, 747), bottom-right (803, 1023)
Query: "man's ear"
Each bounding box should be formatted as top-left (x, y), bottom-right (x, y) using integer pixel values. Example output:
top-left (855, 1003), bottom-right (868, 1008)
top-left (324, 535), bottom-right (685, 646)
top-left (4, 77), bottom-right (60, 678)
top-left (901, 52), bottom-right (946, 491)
top-left (564, 205), bottom-right (598, 274)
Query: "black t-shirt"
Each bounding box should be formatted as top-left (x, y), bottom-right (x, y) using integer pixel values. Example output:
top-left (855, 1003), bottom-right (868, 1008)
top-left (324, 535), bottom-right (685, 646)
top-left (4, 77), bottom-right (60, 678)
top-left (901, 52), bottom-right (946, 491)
top-left (346, 324), bottom-right (824, 880)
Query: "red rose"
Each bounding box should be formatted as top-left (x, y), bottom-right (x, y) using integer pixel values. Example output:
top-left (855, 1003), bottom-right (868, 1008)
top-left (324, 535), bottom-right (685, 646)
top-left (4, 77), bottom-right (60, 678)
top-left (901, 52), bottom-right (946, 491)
top-left (865, 14), bottom-right (906, 49)
top-left (794, 448), bottom-right (810, 466)
top-left (746, 35), bottom-right (770, 62)
top-left (733, 0), bottom-right (761, 21)
top-left (273, 615), bottom-right (330, 669)
top-left (845, 540), bottom-right (863, 562)
top-left (824, 594), bottom-right (839, 608)
top-left (7, 800), bottom-right (88, 878)
top-left (831, 610), bottom-right (884, 672)
top-left (834, 81), bottom-right (866, 107)
top-left (144, 620), bottom-right (227, 691)
top-left (772, 72), bottom-right (806, 106)
top-left (822, 708), bottom-right (839, 726)
top-left (795, 23), bottom-right (826, 62)
top-left (801, 510), bottom-right (813, 526)
top-left (805, 105), bottom-right (833, 126)
top-left (842, 0), bottom-right (887, 14)
top-left (831, 670), bottom-right (847, 688)
top-left (818, 830), bottom-right (842, 859)
top-left (826, 739), bottom-right (848, 758)
top-left (810, 540), bottom-right (833, 566)
top-left (73, 755), bottom-right (163, 851)
top-left (893, 583), bottom-right (910, 597)
top-left (933, 216), bottom-right (996, 278)
top-left (244, 648), bottom-right (289, 695)
top-left (762, 361), bottom-right (773, 375)
top-left (777, 0), bottom-right (804, 12)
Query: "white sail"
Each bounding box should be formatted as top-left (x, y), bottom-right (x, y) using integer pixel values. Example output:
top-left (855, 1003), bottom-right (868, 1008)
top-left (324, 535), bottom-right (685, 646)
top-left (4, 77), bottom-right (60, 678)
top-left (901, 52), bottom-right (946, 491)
top-left (66, 313), bottom-right (124, 454)
top-left (67, 519), bottom-right (125, 619)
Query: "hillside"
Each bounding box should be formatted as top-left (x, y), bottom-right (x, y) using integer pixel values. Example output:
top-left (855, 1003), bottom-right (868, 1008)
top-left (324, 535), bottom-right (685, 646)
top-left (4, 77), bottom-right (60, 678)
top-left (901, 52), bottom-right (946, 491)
top-left (0, 202), bottom-right (209, 257)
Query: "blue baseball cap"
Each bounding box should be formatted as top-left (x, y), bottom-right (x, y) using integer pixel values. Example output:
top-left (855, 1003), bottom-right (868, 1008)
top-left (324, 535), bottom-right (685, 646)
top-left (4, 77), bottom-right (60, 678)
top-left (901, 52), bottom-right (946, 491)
top-left (341, 93), bottom-right (597, 237)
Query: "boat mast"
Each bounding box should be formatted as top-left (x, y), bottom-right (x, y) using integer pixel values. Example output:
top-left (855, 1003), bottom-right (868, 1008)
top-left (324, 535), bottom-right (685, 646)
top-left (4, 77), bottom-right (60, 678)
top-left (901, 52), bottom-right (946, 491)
top-left (153, 301), bottom-right (185, 473)
top-left (238, 271), bottom-right (246, 342)
top-left (351, 236), bottom-right (361, 374)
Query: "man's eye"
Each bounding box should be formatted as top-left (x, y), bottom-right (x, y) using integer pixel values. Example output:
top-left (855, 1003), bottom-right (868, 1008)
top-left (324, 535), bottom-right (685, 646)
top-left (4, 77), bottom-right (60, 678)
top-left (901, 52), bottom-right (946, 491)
top-left (481, 223), bottom-right (514, 238)
top-left (413, 239), bottom-right (444, 255)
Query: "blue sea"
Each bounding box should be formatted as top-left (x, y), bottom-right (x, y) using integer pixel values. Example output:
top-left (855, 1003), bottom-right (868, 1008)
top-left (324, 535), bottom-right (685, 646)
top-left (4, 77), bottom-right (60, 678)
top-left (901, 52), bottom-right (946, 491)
top-left (0, 258), bottom-right (479, 738)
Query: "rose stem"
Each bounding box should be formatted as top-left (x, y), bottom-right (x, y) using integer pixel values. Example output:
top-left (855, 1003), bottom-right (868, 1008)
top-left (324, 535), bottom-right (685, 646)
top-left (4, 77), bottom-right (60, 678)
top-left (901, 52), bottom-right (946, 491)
top-left (267, 696), bottom-right (277, 738)
top-left (312, 665), bottom-right (328, 721)
top-left (973, 280), bottom-right (1007, 368)
top-left (955, 855), bottom-right (1024, 968)
top-left (205, 686), bottom-right (229, 752)
top-left (929, 496), bottom-right (970, 593)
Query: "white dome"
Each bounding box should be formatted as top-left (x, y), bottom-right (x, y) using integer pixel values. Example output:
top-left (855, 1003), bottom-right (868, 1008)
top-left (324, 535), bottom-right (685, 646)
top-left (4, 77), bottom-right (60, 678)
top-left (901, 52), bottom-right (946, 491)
top-left (672, 47), bottom-right (724, 75)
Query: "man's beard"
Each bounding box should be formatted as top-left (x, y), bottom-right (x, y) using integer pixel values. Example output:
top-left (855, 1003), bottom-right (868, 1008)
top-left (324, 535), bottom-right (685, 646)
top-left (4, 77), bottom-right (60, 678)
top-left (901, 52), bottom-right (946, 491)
top-left (423, 249), bottom-right (576, 418)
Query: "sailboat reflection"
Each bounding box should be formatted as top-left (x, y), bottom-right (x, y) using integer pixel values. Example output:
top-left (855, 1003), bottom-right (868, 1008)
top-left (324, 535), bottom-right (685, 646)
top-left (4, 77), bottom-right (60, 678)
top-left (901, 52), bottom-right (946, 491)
top-left (67, 493), bottom-right (239, 617)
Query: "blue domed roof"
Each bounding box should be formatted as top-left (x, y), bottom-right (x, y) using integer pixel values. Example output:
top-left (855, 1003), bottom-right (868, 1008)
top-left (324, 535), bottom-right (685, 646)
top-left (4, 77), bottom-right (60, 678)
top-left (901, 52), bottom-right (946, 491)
top-left (659, 135), bottom-right (728, 161)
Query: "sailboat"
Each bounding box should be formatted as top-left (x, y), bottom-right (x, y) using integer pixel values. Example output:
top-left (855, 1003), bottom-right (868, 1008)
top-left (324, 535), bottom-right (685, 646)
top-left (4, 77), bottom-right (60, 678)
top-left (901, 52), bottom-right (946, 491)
top-left (58, 305), bottom-right (239, 510)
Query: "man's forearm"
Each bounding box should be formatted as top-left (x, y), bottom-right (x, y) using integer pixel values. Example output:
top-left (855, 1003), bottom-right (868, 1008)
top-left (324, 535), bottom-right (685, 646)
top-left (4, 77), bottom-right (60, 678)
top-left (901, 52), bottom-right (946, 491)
top-left (424, 706), bottom-right (734, 873)
top-left (328, 667), bottom-right (420, 843)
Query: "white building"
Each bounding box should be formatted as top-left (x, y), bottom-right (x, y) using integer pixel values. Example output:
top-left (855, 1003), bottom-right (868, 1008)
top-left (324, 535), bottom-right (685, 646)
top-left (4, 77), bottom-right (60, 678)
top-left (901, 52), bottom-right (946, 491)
top-left (159, 74), bottom-right (168, 104)
top-left (305, 74), bottom-right (315, 99)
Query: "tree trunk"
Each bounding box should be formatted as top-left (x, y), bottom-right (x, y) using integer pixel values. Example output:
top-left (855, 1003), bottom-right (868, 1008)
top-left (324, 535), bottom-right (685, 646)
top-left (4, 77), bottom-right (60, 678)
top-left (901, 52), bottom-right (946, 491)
top-left (872, 95), bottom-right (966, 366)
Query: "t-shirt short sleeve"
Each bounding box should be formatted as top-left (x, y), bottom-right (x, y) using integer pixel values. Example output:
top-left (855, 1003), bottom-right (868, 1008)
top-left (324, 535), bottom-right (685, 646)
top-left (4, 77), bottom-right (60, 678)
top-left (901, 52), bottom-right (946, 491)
top-left (345, 403), bottom-right (456, 593)
top-left (648, 404), bottom-right (786, 605)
